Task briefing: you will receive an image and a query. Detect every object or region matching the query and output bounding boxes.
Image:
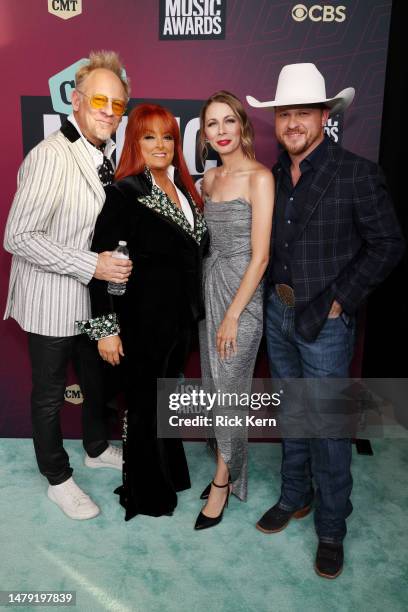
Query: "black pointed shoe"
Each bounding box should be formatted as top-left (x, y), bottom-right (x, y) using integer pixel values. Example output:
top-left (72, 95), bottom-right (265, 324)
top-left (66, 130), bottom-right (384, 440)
top-left (256, 500), bottom-right (313, 534)
top-left (199, 482), bottom-right (211, 500)
top-left (315, 541), bottom-right (344, 579)
top-left (194, 481), bottom-right (230, 530)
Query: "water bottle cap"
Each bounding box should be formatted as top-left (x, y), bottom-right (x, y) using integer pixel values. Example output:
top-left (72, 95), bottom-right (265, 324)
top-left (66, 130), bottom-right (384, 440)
top-left (118, 241), bottom-right (127, 246)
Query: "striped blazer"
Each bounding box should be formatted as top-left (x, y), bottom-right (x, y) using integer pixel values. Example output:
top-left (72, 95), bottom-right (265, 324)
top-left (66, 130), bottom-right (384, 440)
top-left (3, 120), bottom-right (105, 336)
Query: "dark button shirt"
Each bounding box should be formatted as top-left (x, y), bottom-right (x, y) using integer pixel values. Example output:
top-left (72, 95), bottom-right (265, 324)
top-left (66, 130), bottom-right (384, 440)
top-left (268, 136), bottom-right (329, 287)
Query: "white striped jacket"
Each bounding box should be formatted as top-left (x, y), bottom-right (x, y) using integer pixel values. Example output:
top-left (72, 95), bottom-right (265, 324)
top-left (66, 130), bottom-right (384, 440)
top-left (3, 121), bottom-right (105, 336)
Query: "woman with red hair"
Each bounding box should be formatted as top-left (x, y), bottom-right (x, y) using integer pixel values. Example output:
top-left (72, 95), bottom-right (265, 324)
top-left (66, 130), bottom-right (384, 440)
top-left (80, 104), bottom-right (209, 520)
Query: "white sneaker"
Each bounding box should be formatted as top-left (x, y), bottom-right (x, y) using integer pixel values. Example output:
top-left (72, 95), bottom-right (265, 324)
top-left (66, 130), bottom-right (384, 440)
top-left (85, 444), bottom-right (122, 470)
top-left (47, 477), bottom-right (100, 520)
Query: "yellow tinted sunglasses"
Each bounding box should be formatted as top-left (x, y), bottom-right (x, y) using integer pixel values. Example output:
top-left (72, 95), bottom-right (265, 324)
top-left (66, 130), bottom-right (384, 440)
top-left (77, 90), bottom-right (127, 116)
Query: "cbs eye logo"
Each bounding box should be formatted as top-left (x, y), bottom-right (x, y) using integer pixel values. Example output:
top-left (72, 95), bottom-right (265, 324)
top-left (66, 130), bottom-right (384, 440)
top-left (292, 4), bottom-right (346, 22)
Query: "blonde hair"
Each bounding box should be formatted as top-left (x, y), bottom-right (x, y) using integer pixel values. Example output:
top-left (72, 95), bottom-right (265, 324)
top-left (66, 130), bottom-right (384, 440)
top-left (75, 50), bottom-right (130, 98)
top-left (199, 90), bottom-right (255, 161)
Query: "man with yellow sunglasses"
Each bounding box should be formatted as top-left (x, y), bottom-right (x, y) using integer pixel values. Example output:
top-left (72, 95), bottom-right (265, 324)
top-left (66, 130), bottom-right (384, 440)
top-left (4, 50), bottom-right (133, 520)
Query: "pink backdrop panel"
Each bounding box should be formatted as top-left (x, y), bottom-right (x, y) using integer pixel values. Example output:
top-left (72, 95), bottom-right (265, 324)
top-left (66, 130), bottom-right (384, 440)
top-left (0, 0), bottom-right (392, 436)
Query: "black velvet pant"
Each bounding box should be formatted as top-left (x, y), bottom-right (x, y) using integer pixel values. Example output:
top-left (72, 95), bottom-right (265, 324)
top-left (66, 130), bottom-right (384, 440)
top-left (28, 333), bottom-right (108, 485)
top-left (115, 323), bottom-right (192, 520)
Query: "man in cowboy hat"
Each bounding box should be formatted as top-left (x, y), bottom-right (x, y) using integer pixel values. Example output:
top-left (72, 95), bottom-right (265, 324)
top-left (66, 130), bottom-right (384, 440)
top-left (247, 63), bottom-right (404, 578)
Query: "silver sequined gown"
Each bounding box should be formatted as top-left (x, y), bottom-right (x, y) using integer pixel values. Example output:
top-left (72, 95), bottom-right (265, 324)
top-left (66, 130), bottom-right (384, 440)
top-left (199, 198), bottom-right (264, 500)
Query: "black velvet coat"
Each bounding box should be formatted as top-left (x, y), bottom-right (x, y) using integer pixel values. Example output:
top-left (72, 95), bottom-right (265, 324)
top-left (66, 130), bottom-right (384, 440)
top-left (89, 169), bottom-right (209, 520)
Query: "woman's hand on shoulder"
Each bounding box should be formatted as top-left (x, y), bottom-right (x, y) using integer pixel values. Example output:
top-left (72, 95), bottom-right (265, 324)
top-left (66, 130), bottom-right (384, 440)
top-left (97, 335), bottom-right (124, 366)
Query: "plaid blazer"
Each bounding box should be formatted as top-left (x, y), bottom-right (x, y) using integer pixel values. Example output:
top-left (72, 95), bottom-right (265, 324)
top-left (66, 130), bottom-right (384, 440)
top-left (271, 140), bottom-right (405, 341)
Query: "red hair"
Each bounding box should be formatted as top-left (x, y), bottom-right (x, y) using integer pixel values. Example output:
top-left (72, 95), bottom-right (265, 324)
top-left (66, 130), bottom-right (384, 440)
top-left (115, 104), bottom-right (202, 208)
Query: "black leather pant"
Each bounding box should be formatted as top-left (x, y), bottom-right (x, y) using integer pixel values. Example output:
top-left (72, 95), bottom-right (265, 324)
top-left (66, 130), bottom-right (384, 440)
top-left (28, 333), bottom-right (108, 485)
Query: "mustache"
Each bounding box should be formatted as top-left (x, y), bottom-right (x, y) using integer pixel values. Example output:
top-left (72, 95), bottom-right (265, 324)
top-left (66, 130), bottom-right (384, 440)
top-left (283, 130), bottom-right (305, 135)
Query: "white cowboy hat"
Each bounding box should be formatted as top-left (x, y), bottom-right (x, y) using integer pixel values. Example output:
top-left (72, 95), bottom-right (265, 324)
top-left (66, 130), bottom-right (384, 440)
top-left (246, 63), bottom-right (355, 114)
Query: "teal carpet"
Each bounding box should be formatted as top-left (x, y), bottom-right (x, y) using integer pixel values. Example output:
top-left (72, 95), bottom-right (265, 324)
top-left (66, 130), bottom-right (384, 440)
top-left (0, 439), bottom-right (407, 612)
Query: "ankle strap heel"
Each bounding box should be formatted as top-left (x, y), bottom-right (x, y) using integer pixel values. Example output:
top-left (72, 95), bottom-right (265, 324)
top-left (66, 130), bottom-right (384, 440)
top-left (194, 480), bottom-right (231, 530)
top-left (211, 480), bottom-right (230, 508)
top-left (211, 480), bottom-right (229, 488)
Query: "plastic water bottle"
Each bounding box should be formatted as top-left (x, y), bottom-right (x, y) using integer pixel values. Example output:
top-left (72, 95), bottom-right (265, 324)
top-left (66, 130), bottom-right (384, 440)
top-left (107, 241), bottom-right (129, 296)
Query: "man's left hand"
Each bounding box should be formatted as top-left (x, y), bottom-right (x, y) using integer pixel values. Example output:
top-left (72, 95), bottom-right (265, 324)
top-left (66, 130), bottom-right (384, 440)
top-left (328, 299), bottom-right (343, 319)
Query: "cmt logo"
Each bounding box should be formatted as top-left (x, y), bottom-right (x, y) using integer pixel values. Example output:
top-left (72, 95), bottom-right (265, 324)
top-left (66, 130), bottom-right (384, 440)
top-left (48, 0), bottom-right (82, 20)
top-left (65, 384), bottom-right (83, 405)
top-left (48, 58), bottom-right (87, 114)
top-left (292, 4), bottom-right (346, 22)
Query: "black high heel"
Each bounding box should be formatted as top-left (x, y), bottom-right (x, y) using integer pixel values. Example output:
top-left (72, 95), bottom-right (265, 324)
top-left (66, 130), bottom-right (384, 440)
top-left (199, 482), bottom-right (211, 500)
top-left (200, 475), bottom-right (231, 500)
top-left (194, 481), bottom-right (230, 530)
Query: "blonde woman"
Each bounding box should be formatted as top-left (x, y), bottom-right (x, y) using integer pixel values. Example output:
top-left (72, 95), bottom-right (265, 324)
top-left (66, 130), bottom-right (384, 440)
top-left (195, 91), bottom-right (274, 530)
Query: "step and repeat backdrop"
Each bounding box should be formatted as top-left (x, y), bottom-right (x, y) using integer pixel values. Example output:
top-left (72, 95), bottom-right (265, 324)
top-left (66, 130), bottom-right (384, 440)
top-left (0, 0), bottom-right (392, 436)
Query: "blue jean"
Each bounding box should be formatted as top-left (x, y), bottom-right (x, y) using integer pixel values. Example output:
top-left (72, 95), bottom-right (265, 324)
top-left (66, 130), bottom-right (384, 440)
top-left (265, 288), bottom-right (355, 543)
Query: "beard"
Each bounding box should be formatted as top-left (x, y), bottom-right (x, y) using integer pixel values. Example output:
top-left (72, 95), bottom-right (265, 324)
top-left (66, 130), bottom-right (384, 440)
top-left (278, 130), bottom-right (310, 155)
top-left (89, 116), bottom-right (118, 144)
top-left (277, 129), bottom-right (323, 156)
top-left (94, 123), bottom-right (114, 142)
